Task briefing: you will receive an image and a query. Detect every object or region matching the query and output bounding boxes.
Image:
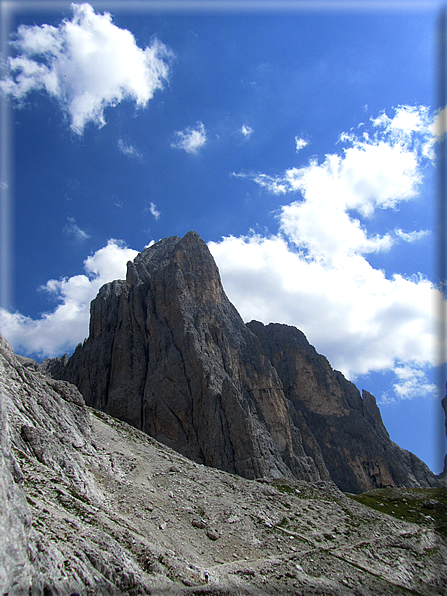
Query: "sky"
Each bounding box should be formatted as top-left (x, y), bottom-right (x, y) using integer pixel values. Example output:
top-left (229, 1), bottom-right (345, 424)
top-left (0, 0), bottom-right (446, 474)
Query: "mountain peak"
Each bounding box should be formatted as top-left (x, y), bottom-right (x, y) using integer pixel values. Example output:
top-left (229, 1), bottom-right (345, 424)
top-left (54, 232), bottom-right (439, 493)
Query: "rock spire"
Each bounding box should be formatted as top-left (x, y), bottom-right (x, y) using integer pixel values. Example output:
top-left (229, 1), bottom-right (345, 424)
top-left (54, 231), bottom-right (438, 493)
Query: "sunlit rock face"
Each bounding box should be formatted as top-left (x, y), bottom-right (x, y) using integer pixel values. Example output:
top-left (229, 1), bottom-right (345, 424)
top-left (246, 320), bottom-right (438, 492)
top-left (54, 231), bottom-right (438, 493)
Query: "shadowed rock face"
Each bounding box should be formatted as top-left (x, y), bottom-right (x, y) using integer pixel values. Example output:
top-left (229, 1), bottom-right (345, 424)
top-left (55, 231), bottom-right (438, 493)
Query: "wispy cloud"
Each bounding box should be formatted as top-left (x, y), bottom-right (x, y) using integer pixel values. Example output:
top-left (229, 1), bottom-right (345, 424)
top-left (171, 121), bottom-right (207, 154)
top-left (0, 3), bottom-right (172, 134)
top-left (211, 105), bottom-right (444, 402)
top-left (63, 217), bottom-right (90, 242)
top-left (241, 124), bottom-right (253, 138)
top-left (118, 139), bottom-right (142, 160)
top-left (395, 228), bottom-right (430, 243)
top-left (380, 364), bottom-right (438, 403)
top-left (149, 202), bottom-right (160, 220)
top-left (295, 136), bottom-right (308, 152)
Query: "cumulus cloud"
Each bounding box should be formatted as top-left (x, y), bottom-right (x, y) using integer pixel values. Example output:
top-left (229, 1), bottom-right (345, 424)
top-left (210, 105), bottom-right (444, 401)
top-left (0, 240), bottom-right (138, 358)
top-left (171, 121), bottom-right (207, 154)
top-left (63, 217), bottom-right (90, 242)
top-left (118, 139), bottom-right (142, 160)
top-left (0, 3), bottom-right (172, 134)
top-left (371, 104), bottom-right (436, 160)
top-left (209, 234), bottom-right (441, 382)
top-left (241, 124), bottom-right (253, 138)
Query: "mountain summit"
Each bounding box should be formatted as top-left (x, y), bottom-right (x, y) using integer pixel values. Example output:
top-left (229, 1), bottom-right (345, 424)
top-left (53, 231), bottom-right (438, 493)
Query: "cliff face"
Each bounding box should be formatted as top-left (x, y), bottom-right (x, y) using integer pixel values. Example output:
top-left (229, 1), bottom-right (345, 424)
top-left (56, 231), bottom-right (438, 493)
top-left (247, 321), bottom-right (438, 492)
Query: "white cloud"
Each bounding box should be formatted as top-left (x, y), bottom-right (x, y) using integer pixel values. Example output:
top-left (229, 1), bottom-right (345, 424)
top-left (0, 3), bottom-right (172, 134)
top-left (210, 106), bottom-right (444, 401)
top-left (384, 364), bottom-right (438, 403)
top-left (0, 240), bottom-right (138, 358)
top-left (395, 228), bottom-right (430, 243)
top-left (231, 171), bottom-right (290, 195)
top-left (371, 104), bottom-right (436, 161)
top-left (171, 121), bottom-right (207, 154)
top-left (295, 136), bottom-right (308, 152)
top-left (251, 137), bottom-right (421, 215)
top-left (241, 124), bottom-right (253, 138)
top-left (209, 234), bottom-right (442, 383)
top-left (63, 217), bottom-right (90, 242)
top-left (118, 139), bottom-right (142, 160)
top-left (149, 202), bottom-right (160, 220)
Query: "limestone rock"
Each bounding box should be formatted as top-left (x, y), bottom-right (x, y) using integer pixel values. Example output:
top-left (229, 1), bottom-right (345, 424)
top-left (58, 232), bottom-right (318, 482)
top-left (247, 320), bottom-right (439, 493)
top-left (206, 529), bottom-right (220, 541)
top-left (54, 231), bottom-right (438, 493)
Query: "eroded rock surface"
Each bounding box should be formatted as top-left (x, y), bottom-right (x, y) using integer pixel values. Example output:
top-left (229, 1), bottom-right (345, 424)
top-left (247, 320), bottom-right (439, 493)
top-left (52, 231), bottom-right (438, 494)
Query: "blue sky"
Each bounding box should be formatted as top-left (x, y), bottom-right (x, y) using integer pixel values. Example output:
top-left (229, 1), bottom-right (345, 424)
top-left (0, 1), bottom-right (446, 474)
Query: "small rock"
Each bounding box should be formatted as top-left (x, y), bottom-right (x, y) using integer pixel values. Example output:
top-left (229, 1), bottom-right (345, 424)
top-left (192, 519), bottom-right (207, 529)
top-left (206, 529), bottom-right (220, 541)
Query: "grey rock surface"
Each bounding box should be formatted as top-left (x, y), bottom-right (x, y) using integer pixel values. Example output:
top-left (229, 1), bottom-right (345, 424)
top-left (53, 231), bottom-right (438, 494)
top-left (247, 320), bottom-right (440, 493)
top-left (1, 334), bottom-right (446, 595)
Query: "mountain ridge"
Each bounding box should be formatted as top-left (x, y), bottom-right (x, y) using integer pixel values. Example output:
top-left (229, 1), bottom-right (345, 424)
top-left (43, 231), bottom-right (438, 494)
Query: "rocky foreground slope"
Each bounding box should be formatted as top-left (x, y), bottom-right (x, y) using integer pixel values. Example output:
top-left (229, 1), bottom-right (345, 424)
top-left (50, 231), bottom-right (438, 494)
top-left (1, 334), bottom-right (447, 595)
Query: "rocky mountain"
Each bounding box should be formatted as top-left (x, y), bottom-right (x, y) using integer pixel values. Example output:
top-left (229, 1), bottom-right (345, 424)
top-left (1, 333), bottom-right (447, 595)
top-left (47, 231), bottom-right (438, 494)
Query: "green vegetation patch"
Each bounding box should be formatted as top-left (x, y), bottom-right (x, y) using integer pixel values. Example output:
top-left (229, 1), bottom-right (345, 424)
top-left (271, 479), bottom-right (296, 495)
top-left (346, 487), bottom-right (447, 539)
top-left (270, 479), bottom-right (324, 500)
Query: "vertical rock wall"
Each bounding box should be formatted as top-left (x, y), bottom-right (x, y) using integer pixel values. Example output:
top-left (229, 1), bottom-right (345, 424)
top-left (56, 232), bottom-right (439, 493)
